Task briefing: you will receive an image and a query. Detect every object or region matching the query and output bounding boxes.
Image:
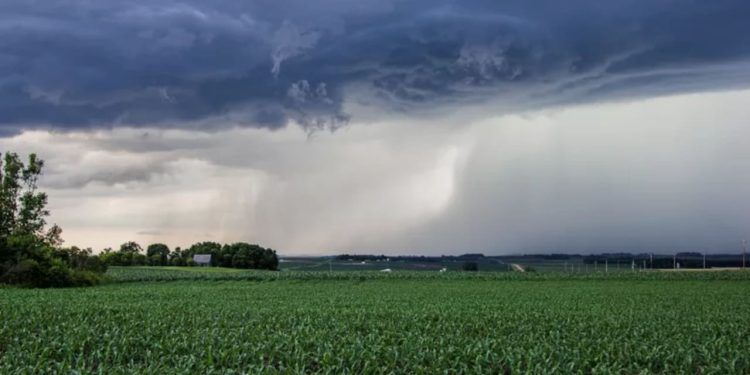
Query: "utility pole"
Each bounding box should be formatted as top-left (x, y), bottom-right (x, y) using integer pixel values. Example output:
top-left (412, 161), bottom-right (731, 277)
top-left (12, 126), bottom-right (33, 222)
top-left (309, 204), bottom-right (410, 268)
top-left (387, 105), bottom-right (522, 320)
top-left (703, 253), bottom-right (706, 269)
top-left (673, 253), bottom-right (676, 269)
top-left (650, 253), bottom-right (653, 269)
top-left (743, 240), bottom-right (747, 270)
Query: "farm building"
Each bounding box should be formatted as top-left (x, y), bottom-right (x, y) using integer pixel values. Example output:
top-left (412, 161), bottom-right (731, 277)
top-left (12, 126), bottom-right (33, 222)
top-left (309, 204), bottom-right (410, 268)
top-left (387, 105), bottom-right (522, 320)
top-left (193, 254), bottom-right (212, 266)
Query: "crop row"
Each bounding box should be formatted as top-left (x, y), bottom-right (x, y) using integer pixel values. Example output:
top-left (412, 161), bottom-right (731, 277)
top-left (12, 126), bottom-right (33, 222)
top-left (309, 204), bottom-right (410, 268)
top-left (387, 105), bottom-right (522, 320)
top-left (105, 266), bottom-right (750, 283)
top-left (1, 279), bottom-right (749, 373)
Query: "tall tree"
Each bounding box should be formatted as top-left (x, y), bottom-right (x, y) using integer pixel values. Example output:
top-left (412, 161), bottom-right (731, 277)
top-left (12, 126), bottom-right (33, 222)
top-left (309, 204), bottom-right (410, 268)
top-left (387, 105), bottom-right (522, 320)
top-left (0, 153), bottom-right (55, 242)
top-left (0, 151), bottom-right (105, 287)
top-left (16, 154), bottom-right (48, 237)
top-left (0, 153), bottom-right (23, 241)
top-left (119, 241), bottom-right (143, 254)
top-left (147, 243), bottom-right (170, 266)
top-left (0, 152), bottom-right (54, 263)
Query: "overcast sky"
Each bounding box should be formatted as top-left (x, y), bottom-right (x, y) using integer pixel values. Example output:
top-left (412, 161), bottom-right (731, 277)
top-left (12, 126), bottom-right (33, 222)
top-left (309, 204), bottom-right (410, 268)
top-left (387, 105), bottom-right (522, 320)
top-left (1, 0), bottom-right (750, 254)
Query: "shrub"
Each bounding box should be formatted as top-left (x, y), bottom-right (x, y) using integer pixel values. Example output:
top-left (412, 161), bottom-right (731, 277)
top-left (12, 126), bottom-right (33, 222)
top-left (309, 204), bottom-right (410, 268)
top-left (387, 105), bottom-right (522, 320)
top-left (69, 270), bottom-right (104, 287)
top-left (0, 251), bottom-right (103, 288)
top-left (83, 255), bottom-right (108, 274)
top-left (0, 259), bottom-right (43, 286)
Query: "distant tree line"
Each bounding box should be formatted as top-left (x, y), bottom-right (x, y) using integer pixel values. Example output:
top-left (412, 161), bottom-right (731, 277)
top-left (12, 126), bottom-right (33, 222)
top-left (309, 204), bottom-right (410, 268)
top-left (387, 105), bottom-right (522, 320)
top-left (101, 241), bottom-right (279, 271)
top-left (337, 252), bottom-right (750, 269)
top-left (336, 253), bottom-right (486, 262)
top-left (516, 254), bottom-right (576, 260)
top-left (582, 253), bottom-right (748, 268)
top-left (0, 152), bottom-right (107, 287)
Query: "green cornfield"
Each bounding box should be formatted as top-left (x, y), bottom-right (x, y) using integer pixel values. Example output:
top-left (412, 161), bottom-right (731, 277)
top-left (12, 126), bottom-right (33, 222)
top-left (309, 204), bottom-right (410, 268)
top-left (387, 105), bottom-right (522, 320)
top-left (1, 268), bottom-right (749, 373)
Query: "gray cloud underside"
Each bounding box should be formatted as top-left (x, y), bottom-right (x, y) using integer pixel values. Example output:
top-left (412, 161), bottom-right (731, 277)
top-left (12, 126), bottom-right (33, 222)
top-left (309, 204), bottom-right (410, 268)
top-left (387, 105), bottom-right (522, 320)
top-left (1, 0), bottom-right (750, 132)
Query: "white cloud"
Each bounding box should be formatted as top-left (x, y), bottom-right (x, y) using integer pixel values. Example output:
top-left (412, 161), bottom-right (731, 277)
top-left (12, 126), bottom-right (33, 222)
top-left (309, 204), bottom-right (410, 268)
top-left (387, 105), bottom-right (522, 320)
top-left (1, 89), bottom-right (749, 254)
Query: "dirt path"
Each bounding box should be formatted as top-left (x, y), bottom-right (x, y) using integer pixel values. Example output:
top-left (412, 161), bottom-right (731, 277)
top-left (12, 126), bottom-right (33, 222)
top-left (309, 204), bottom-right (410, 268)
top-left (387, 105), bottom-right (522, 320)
top-left (511, 263), bottom-right (526, 272)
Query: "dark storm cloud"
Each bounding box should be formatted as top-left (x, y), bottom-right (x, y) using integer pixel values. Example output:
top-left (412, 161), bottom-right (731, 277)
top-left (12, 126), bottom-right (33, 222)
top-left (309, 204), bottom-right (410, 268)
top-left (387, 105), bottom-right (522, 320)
top-left (1, 0), bottom-right (750, 132)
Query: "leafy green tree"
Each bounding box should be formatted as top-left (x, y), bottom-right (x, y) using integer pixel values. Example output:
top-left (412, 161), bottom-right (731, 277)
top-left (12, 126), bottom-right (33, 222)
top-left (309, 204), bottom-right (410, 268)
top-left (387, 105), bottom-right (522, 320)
top-left (220, 242), bottom-right (278, 270)
top-left (16, 154), bottom-right (49, 237)
top-left (99, 247), bottom-right (125, 266)
top-left (261, 248), bottom-right (280, 271)
top-left (0, 153), bottom-right (22, 243)
top-left (168, 246), bottom-right (187, 266)
top-left (119, 241), bottom-right (142, 254)
top-left (0, 152), bottom-right (105, 287)
top-left (101, 242), bottom-right (144, 266)
top-left (120, 241), bottom-right (144, 265)
top-left (146, 243), bottom-right (170, 266)
top-left (54, 246), bottom-right (107, 274)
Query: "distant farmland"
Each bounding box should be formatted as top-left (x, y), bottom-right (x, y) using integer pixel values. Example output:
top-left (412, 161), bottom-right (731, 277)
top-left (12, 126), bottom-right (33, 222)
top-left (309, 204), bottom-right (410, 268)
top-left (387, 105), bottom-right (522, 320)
top-left (279, 256), bottom-right (513, 272)
top-left (280, 252), bottom-right (750, 273)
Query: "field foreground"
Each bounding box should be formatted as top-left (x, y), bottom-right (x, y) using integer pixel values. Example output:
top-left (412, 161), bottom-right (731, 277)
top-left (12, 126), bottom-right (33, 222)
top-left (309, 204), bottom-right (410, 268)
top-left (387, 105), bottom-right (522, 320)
top-left (1, 269), bottom-right (749, 373)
